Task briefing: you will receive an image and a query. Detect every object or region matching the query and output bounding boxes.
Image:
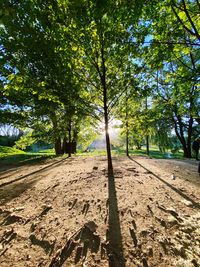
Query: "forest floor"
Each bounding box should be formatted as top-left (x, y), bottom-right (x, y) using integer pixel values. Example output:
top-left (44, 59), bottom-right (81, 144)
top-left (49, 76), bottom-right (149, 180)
top-left (0, 155), bottom-right (200, 267)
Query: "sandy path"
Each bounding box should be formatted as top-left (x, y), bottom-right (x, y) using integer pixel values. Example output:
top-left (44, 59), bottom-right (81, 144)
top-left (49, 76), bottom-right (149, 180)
top-left (0, 155), bottom-right (200, 267)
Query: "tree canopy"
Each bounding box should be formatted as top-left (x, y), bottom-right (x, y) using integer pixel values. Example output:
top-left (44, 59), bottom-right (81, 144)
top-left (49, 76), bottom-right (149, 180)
top-left (0, 0), bottom-right (200, 168)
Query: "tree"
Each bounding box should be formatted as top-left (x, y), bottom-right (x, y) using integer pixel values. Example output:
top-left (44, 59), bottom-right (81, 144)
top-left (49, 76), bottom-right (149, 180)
top-left (1, 0), bottom-right (92, 156)
top-left (152, 63), bottom-right (199, 157)
top-left (141, 0), bottom-right (200, 157)
top-left (61, 0), bottom-right (147, 170)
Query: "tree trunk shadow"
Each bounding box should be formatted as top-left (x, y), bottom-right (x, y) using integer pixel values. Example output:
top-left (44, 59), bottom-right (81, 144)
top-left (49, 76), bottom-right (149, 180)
top-left (108, 170), bottom-right (125, 267)
top-left (0, 157), bottom-right (74, 205)
top-left (0, 157), bottom-right (73, 188)
top-left (128, 156), bottom-right (200, 209)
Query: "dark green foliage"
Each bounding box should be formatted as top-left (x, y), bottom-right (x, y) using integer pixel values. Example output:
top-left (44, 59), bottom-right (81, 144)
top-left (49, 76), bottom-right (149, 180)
top-left (0, 136), bottom-right (19, 147)
top-left (0, 0), bottom-right (199, 161)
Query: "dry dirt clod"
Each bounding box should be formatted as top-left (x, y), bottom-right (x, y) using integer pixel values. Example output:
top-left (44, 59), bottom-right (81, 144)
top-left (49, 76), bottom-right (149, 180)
top-left (26, 254), bottom-right (31, 260)
top-left (140, 230), bottom-right (150, 238)
top-left (171, 174), bottom-right (176, 180)
top-left (181, 199), bottom-right (193, 207)
top-left (39, 205), bottom-right (52, 217)
top-left (84, 221), bottom-right (98, 233)
top-left (2, 214), bottom-right (24, 225)
top-left (3, 228), bottom-right (14, 237)
top-left (93, 166), bottom-right (98, 170)
top-left (15, 206), bottom-right (25, 211)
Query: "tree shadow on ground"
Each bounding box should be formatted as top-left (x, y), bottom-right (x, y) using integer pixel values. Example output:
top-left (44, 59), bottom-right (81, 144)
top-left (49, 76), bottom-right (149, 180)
top-left (107, 169), bottom-right (125, 267)
top-left (0, 157), bottom-right (74, 205)
top-left (29, 234), bottom-right (55, 255)
top-left (170, 158), bottom-right (199, 167)
top-left (0, 177), bottom-right (41, 206)
top-left (128, 156), bottom-right (200, 209)
top-left (0, 157), bottom-right (72, 188)
top-left (49, 223), bottom-right (101, 266)
top-left (0, 154), bottom-right (59, 173)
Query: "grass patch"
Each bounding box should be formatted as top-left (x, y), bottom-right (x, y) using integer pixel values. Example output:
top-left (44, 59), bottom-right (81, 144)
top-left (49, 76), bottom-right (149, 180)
top-left (77, 150), bottom-right (107, 156)
top-left (28, 148), bottom-right (55, 154)
top-left (0, 146), bottom-right (26, 155)
top-left (77, 147), bottom-right (185, 159)
top-left (0, 146), bottom-right (57, 166)
top-left (0, 145), bottom-right (188, 166)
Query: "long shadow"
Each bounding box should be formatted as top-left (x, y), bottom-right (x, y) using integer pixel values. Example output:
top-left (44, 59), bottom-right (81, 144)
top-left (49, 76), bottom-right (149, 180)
top-left (0, 157), bottom-right (73, 188)
top-left (128, 156), bottom-right (200, 209)
top-left (167, 158), bottom-right (199, 167)
top-left (0, 176), bottom-right (40, 205)
top-left (29, 234), bottom-right (55, 255)
top-left (0, 157), bottom-right (74, 205)
top-left (0, 154), bottom-right (58, 173)
top-left (107, 169), bottom-right (125, 267)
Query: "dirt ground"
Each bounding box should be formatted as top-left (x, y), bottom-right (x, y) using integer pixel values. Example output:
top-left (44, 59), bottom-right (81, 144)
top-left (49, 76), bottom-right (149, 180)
top-left (0, 155), bottom-right (200, 267)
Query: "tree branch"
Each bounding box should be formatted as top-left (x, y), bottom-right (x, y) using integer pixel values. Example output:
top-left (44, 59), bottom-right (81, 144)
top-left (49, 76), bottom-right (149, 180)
top-left (196, 0), bottom-right (200, 10)
top-left (181, 0), bottom-right (200, 41)
top-left (171, 2), bottom-right (200, 41)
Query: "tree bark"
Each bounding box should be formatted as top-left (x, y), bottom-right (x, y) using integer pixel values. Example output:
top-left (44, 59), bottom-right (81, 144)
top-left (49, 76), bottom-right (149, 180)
top-left (145, 98), bottom-right (149, 156)
top-left (51, 113), bottom-right (62, 155)
top-left (125, 94), bottom-right (129, 157)
top-left (101, 46), bottom-right (113, 172)
top-left (146, 135), bottom-right (149, 156)
top-left (55, 137), bottom-right (62, 155)
top-left (62, 136), bottom-right (67, 154)
top-left (172, 113), bottom-right (192, 158)
top-left (68, 121), bottom-right (72, 158)
top-left (126, 120), bottom-right (129, 157)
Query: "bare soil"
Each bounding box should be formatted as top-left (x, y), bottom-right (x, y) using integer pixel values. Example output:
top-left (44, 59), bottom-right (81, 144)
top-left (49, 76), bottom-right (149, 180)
top-left (0, 155), bottom-right (200, 267)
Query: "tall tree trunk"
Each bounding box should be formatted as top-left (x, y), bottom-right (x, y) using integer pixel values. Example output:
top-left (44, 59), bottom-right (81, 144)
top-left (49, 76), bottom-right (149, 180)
top-left (125, 94), bottom-right (129, 157)
top-left (73, 130), bottom-right (78, 153)
top-left (126, 120), bottom-right (129, 157)
top-left (68, 121), bottom-right (72, 158)
top-left (146, 135), bottom-right (149, 156)
top-left (104, 98), bottom-right (113, 171)
top-left (51, 113), bottom-right (62, 155)
top-left (101, 47), bottom-right (113, 172)
top-left (177, 116), bottom-right (192, 158)
top-left (73, 130), bottom-right (78, 142)
top-left (172, 115), bottom-right (192, 158)
top-left (55, 137), bottom-right (62, 155)
top-left (186, 92), bottom-right (195, 158)
top-left (186, 115), bottom-right (193, 158)
top-left (62, 136), bottom-right (67, 154)
top-left (145, 98), bottom-right (149, 156)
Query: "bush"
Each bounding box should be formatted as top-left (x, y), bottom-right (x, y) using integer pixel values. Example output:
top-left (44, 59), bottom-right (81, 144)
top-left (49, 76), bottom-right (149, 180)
top-left (0, 136), bottom-right (19, 147)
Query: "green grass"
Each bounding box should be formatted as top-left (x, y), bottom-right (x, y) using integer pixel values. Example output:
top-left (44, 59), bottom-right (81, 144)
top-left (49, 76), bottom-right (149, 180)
top-left (0, 145), bottom-right (57, 165)
top-left (28, 148), bottom-right (55, 154)
top-left (77, 147), bottom-right (185, 159)
top-left (0, 146), bottom-right (27, 156)
top-left (77, 150), bottom-right (107, 156)
top-left (0, 145), bottom-right (188, 166)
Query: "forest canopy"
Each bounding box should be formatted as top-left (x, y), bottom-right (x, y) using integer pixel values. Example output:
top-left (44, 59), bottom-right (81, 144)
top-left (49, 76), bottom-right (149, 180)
top-left (0, 0), bottom-right (199, 170)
